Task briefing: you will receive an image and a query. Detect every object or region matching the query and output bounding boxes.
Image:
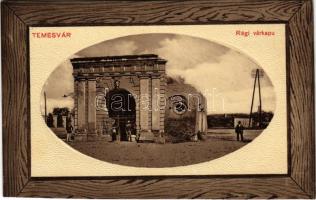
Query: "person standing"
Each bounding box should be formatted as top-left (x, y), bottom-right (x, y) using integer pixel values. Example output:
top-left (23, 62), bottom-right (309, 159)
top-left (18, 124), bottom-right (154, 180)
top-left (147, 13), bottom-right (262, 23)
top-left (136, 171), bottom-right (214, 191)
top-left (66, 114), bottom-right (73, 142)
top-left (125, 120), bottom-right (132, 142)
top-left (111, 121), bottom-right (117, 142)
top-left (66, 123), bottom-right (73, 142)
top-left (235, 121), bottom-right (244, 142)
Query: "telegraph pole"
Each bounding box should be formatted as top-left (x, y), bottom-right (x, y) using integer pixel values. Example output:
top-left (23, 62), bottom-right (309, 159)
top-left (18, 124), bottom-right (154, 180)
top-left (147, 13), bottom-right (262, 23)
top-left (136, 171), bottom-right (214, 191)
top-left (249, 69), bottom-right (264, 128)
top-left (44, 91), bottom-right (47, 124)
top-left (257, 70), bottom-right (262, 128)
top-left (249, 70), bottom-right (258, 127)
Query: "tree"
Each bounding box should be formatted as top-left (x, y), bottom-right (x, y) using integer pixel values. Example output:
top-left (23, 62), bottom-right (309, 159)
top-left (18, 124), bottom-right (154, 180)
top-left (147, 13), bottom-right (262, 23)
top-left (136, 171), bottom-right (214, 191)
top-left (52, 107), bottom-right (70, 116)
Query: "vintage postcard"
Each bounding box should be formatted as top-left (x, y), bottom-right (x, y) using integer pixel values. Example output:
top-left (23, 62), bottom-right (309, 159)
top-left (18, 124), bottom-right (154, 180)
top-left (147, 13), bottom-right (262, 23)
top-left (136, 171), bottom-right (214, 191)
top-left (30, 25), bottom-right (287, 177)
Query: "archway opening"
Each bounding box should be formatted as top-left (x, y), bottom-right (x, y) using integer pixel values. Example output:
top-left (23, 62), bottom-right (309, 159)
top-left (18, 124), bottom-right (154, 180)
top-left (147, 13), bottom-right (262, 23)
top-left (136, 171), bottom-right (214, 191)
top-left (106, 88), bottom-right (136, 141)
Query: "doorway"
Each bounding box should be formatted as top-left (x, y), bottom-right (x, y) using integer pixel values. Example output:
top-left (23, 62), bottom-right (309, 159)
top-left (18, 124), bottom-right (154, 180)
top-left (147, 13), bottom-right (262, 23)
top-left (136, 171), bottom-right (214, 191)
top-left (106, 88), bottom-right (136, 141)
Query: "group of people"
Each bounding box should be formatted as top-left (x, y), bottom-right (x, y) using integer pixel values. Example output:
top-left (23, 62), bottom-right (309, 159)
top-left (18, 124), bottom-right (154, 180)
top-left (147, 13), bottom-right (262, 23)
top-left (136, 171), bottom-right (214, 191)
top-left (111, 120), bottom-right (134, 142)
top-left (66, 118), bottom-right (245, 143)
top-left (65, 118), bottom-right (135, 143)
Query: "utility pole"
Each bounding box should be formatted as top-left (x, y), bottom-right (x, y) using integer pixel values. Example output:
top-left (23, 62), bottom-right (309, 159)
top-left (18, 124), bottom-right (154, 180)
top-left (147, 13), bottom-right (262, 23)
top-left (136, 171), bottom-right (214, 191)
top-left (257, 70), bottom-right (262, 128)
top-left (44, 91), bottom-right (47, 124)
top-left (249, 69), bottom-right (264, 128)
top-left (249, 70), bottom-right (257, 128)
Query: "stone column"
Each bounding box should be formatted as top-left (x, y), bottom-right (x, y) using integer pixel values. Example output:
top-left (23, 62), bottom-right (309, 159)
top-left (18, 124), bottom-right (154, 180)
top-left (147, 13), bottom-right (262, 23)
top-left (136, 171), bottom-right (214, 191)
top-left (87, 78), bottom-right (97, 139)
top-left (159, 76), bottom-right (166, 132)
top-left (151, 77), bottom-right (160, 131)
top-left (195, 109), bottom-right (202, 134)
top-left (195, 95), bottom-right (208, 134)
top-left (139, 76), bottom-right (150, 131)
top-left (202, 96), bottom-right (208, 133)
top-left (135, 78), bottom-right (141, 135)
top-left (73, 80), bottom-right (78, 130)
top-left (77, 80), bottom-right (86, 130)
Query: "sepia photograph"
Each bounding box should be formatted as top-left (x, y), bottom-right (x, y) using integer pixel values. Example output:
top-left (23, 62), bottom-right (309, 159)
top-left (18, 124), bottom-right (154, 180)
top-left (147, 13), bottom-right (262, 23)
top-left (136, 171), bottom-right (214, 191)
top-left (41, 33), bottom-right (276, 168)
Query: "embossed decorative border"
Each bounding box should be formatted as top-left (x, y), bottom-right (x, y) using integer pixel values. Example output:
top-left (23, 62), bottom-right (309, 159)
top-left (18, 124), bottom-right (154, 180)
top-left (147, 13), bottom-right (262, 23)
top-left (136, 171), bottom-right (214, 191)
top-left (2, 0), bottom-right (314, 198)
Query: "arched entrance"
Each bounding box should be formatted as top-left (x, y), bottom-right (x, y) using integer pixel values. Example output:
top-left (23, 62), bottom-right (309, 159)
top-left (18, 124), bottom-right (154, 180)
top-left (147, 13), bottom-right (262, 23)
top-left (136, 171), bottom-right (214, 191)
top-left (106, 88), bottom-right (136, 141)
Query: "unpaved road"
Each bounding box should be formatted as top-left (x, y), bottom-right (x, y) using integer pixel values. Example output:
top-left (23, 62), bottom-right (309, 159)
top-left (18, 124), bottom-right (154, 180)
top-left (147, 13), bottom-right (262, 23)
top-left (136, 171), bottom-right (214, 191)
top-left (68, 129), bottom-right (262, 167)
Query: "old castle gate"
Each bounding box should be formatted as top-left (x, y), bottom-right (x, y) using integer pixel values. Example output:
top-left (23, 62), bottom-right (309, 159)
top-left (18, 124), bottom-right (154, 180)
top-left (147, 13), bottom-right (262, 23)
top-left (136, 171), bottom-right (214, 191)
top-left (71, 54), bottom-right (167, 140)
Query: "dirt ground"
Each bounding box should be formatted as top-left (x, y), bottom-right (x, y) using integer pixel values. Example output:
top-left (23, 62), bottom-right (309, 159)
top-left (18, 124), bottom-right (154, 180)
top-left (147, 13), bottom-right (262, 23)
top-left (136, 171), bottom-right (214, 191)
top-left (68, 129), bottom-right (262, 168)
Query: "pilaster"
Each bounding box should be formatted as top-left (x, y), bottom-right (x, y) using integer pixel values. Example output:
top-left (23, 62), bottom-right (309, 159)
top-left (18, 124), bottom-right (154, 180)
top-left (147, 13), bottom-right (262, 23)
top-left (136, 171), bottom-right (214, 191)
top-left (151, 76), bottom-right (160, 131)
top-left (77, 79), bottom-right (86, 129)
top-left (139, 76), bottom-right (150, 131)
top-left (87, 78), bottom-right (96, 131)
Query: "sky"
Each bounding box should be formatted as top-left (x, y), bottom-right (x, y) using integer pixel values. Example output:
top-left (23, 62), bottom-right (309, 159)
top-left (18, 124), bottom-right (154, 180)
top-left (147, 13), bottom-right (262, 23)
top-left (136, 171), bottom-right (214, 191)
top-left (41, 33), bottom-right (275, 114)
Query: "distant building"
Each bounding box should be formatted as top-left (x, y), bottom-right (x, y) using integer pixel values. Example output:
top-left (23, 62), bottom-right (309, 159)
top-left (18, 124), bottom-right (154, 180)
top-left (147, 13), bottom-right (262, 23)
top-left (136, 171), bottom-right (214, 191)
top-left (234, 117), bottom-right (252, 128)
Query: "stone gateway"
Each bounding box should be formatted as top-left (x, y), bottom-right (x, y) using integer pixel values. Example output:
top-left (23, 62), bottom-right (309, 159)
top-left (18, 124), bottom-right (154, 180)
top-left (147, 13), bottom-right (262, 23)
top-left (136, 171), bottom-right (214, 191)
top-left (71, 54), bottom-right (207, 142)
